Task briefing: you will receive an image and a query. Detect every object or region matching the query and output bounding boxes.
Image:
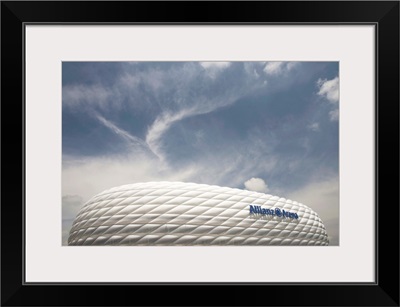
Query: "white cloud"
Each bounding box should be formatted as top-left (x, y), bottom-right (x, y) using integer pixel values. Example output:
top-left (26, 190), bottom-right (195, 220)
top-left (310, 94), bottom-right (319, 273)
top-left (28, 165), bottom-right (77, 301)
top-left (286, 62), bottom-right (300, 71)
top-left (329, 109), bottom-right (339, 121)
top-left (317, 76), bottom-right (339, 103)
top-left (264, 62), bottom-right (284, 75)
top-left (317, 76), bottom-right (339, 122)
top-left (263, 61), bottom-right (299, 75)
top-left (308, 122), bottom-right (320, 132)
top-left (200, 62), bottom-right (231, 70)
top-left (244, 177), bottom-right (269, 193)
top-left (200, 62), bottom-right (231, 79)
top-left (243, 62), bottom-right (264, 79)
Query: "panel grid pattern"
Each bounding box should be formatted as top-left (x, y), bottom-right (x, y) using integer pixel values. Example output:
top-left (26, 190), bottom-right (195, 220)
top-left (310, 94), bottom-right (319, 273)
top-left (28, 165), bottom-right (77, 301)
top-left (68, 182), bottom-right (329, 246)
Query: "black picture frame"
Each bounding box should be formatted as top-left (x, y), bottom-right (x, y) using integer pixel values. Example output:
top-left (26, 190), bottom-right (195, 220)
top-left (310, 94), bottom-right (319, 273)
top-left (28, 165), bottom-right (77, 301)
top-left (1, 1), bottom-right (399, 306)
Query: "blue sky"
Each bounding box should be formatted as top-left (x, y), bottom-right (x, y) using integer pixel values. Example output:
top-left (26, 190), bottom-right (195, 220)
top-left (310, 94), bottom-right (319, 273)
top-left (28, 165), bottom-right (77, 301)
top-left (62, 61), bottom-right (339, 245)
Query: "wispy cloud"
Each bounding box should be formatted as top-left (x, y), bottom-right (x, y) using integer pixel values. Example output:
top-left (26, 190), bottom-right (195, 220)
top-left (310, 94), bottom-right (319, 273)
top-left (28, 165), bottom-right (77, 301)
top-left (140, 64), bottom-right (266, 163)
top-left (63, 84), bottom-right (113, 111)
top-left (145, 109), bottom-right (193, 162)
top-left (96, 114), bottom-right (159, 159)
top-left (64, 62), bottom-right (267, 165)
top-left (144, 93), bottom-right (243, 163)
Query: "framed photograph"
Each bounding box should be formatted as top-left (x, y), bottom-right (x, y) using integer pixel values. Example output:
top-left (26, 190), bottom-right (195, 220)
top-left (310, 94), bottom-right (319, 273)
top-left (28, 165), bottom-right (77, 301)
top-left (63, 59), bottom-right (336, 249)
top-left (2, 1), bottom-right (399, 306)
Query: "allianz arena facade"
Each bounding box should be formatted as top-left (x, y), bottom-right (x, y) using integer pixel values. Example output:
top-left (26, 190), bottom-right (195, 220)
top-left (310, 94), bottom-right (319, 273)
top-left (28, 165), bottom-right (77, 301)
top-left (68, 182), bottom-right (329, 246)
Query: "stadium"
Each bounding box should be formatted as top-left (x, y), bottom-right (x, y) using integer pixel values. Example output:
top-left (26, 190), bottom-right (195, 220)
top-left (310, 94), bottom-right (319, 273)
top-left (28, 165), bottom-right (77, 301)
top-left (68, 181), bottom-right (329, 246)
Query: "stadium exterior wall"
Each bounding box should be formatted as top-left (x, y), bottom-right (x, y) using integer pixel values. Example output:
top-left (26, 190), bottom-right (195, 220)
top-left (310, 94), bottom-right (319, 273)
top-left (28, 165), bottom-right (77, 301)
top-left (68, 182), bottom-right (329, 246)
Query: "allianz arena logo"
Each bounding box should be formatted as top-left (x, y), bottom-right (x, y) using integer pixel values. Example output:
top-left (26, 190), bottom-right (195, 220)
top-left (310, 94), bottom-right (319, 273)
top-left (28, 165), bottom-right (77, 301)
top-left (249, 205), bottom-right (299, 219)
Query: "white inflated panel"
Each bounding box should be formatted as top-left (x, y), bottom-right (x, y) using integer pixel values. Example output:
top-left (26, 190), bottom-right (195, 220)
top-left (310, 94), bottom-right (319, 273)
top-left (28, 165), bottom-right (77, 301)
top-left (68, 182), bottom-right (329, 246)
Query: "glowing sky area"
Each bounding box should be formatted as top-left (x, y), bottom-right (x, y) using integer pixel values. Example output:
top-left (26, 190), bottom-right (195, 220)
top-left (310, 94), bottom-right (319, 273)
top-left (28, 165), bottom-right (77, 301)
top-left (62, 61), bottom-right (339, 245)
